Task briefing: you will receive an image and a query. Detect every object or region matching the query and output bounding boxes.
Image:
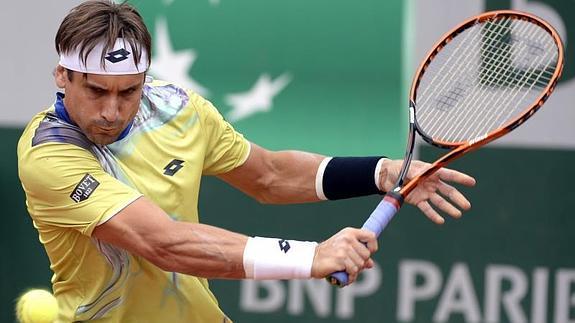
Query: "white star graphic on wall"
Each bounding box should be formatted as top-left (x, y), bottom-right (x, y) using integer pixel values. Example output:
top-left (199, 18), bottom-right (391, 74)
top-left (225, 73), bottom-right (292, 122)
top-left (149, 17), bottom-right (209, 97)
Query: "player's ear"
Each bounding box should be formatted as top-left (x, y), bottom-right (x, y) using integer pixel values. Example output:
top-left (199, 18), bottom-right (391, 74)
top-left (54, 65), bottom-right (68, 88)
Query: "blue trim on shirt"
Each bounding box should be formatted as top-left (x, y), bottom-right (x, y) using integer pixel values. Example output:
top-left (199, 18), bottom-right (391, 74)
top-left (55, 92), bottom-right (75, 125)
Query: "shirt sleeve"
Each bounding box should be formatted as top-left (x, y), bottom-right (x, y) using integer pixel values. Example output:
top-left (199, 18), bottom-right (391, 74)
top-left (18, 141), bottom-right (142, 236)
top-left (190, 92), bottom-right (251, 175)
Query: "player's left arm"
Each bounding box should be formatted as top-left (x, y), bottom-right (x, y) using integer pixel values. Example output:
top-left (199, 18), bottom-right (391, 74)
top-left (217, 142), bottom-right (325, 204)
top-left (198, 88), bottom-right (475, 218)
top-left (218, 143), bottom-right (476, 219)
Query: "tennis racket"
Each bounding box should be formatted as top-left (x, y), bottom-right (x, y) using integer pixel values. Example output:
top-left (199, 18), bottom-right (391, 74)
top-left (328, 10), bottom-right (564, 287)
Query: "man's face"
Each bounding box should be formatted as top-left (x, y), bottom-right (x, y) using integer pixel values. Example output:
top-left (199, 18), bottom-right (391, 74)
top-left (55, 66), bottom-right (145, 145)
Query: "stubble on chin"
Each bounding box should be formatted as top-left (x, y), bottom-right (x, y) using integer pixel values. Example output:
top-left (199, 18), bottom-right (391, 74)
top-left (85, 132), bottom-right (117, 146)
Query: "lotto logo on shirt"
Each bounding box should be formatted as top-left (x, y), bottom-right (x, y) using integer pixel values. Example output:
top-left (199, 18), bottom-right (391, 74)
top-left (70, 174), bottom-right (100, 203)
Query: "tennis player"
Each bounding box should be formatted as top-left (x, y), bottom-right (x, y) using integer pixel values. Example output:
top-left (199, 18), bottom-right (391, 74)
top-left (17, 1), bottom-right (475, 321)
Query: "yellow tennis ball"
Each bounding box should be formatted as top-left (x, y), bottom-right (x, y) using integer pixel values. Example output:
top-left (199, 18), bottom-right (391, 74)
top-left (15, 289), bottom-right (58, 323)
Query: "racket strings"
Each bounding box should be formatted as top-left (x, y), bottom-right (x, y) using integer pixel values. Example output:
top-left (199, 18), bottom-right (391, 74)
top-left (474, 25), bottom-right (554, 86)
top-left (417, 18), bottom-right (514, 133)
top-left (463, 26), bottom-right (556, 140)
top-left (415, 16), bottom-right (558, 144)
top-left (424, 18), bottom-right (560, 140)
top-left (454, 21), bottom-right (556, 141)
top-left (418, 18), bottom-right (518, 138)
top-left (442, 19), bottom-right (551, 141)
top-left (416, 19), bottom-right (497, 107)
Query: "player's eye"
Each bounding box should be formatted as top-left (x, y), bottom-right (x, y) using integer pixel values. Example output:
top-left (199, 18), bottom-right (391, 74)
top-left (89, 87), bottom-right (106, 96)
top-left (120, 88), bottom-right (139, 97)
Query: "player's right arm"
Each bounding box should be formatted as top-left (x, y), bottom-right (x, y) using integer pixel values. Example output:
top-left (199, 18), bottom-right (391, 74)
top-left (92, 198), bottom-right (377, 283)
top-left (93, 196), bottom-right (248, 278)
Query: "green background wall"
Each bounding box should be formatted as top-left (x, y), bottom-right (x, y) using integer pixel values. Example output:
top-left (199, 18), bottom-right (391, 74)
top-left (135, 0), bottom-right (406, 156)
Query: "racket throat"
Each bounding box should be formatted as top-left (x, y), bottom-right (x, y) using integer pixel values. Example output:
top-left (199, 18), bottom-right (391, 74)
top-left (385, 190), bottom-right (404, 208)
top-left (394, 100), bottom-right (417, 192)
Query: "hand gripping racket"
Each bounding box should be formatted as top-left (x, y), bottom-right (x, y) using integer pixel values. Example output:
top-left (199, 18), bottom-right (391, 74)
top-left (328, 10), bottom-right (564, 287)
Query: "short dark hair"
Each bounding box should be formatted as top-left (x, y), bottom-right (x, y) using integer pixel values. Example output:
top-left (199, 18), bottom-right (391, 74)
top-left (55, 0), bottom-right (151, 72)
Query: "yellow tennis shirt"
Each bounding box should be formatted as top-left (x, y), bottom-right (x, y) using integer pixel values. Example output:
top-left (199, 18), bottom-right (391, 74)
top-left (17, 80), bottom-right (250, 322)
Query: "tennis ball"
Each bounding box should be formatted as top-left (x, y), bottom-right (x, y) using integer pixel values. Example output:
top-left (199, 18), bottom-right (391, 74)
top-left (15, 289), bottom-right (58, 323)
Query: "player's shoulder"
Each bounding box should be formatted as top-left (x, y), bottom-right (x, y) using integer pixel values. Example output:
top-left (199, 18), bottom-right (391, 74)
top-left (142, 78), bottom-right (217, 120)
top-left (18, 107), bottom-right (96, 174)
top-left (19, 109), bottom-right (91, 151)
top-left (143, 78), bottom-right (199, 104)
top-left (18, 108), bottom-right (55, 155)
top-left (17, 113), bottom-right (99, 195)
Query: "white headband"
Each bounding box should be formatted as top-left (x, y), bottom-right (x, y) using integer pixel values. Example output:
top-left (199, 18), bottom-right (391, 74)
top-left (59, 38), bottom-right (149, 75)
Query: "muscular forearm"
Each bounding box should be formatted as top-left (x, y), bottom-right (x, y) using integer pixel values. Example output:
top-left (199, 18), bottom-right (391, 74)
top-left (218, 144), bottom-right (325, 204)
top-left (148, 222), bottom-right (249, 278)
top-left (257, 150), bottom-right (324, 203)
top-left (93, 197), bottom-right (249, 279)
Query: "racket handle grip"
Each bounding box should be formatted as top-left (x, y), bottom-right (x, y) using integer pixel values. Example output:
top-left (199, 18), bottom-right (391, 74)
top-left (361, 195), bottom-right (401, 236)
top-left (327, 196), bottom-right (400, 287)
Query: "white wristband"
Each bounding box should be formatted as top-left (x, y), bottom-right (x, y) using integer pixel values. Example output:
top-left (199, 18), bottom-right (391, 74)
top-left (315, 157), bottom-right (332, 200)
top-left (243, 237), bottom-right (318, 280)
top-left (374, 158), bottom-right (390, 191)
